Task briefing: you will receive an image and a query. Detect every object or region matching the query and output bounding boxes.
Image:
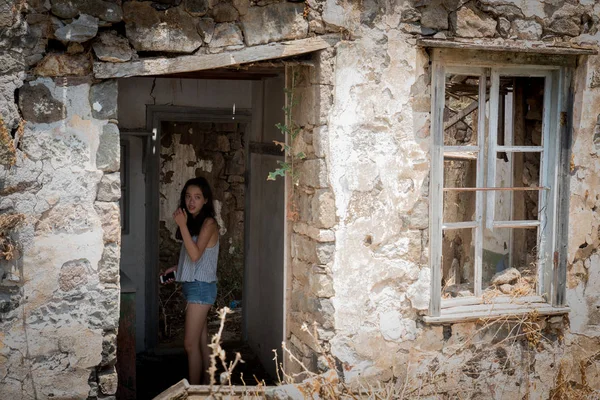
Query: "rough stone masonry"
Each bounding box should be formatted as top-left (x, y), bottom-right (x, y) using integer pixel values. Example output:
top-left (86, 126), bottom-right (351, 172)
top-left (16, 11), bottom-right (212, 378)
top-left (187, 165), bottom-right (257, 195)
top-left (1, 0), bottom-right (600, 399)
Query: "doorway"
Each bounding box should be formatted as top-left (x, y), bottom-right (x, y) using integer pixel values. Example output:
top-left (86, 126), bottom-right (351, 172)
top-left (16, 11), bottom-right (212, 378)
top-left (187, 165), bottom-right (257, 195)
top-left (117, 73), bottom-right (286, 396)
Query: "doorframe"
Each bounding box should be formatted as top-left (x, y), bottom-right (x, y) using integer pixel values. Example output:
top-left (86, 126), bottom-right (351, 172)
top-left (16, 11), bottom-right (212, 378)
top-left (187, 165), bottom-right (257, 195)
top-left (144, 105), bottom-right (252, 351)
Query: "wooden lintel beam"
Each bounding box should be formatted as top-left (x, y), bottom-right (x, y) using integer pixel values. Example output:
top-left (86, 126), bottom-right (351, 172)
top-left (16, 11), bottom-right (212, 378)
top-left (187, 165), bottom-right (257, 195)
top-left (94, 35), bottom-right (340, 79)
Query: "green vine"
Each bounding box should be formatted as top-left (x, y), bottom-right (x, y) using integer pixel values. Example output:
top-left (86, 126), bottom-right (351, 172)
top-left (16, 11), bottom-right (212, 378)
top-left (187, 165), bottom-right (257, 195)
top-left (267, 69), bottom-right (306, 183)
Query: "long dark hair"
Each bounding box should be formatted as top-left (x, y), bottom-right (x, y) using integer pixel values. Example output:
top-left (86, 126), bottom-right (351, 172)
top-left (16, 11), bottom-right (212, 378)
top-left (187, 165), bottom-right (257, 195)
top-left (175, 177), bottom-right (216, 240)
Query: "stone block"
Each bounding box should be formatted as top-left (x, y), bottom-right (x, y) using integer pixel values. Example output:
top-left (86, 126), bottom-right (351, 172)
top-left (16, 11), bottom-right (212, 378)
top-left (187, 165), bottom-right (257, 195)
top-left (307, 298), bottom-right (334, 329)
top-left (292, 233), bottom-right (317, 263)
top-left (454, 5), bottom-right (497, 38)
top-left (420, 0), bottom-right (449, 30)
top-left (407, 199), bottom-right (428, 229)
top-left (497, 17), bottom-right (510, 37)
top-left (510, 19), bottom-right (542, 40)
top-left (212, 3), bottom-right (239, 22)
top-left (34, 53), bottom-right (92, 77)
top-left (123, 3), bottom-right (203, 53)
top-left (98, 367), bottom-right (118, 395)
top-left (51, 0), bottom-right (123, 23)
top-left (95, 202), bottom-right (121, 245)
top-left (97, 172), bottom-right (121, 202)
top-left (232, 0), bottom-right (249, 16)
top-left (185, 0), bottom-right (208, 16)
top-left (240, 3), bottom-right (308, 46)
top-left (101, 331), bottom-right (117, 366)
top-left (311, 189), bottom-right (336, 229)
top-left (548, 18), bottom-right (580, 37)
top-left (293, 221), bottom-right (335, 243)
top-left (209, 22), bottom-right (244, 48)
top-left (36, 203), bottom-right (97, 235)
top-left (0, 72), bottom-right (25, 132)
top-left (299, 159), bottom-right (328, 188)
top-left (90, 80), bottom-right (118, 120)
top-left (98, 243), bottom-right (120, 284)
top-left (406, 267), bottom-right (430, 310)
top-left (308, 269), bottom-right (334, 298)
top-left (93, 31), bottom-right (135, 63)
top-left (322, 0), bottom-right (347, 30)
top-left (198, 18), bottom-right (216, 44)
top-left (97, 123), bottom-right (120, 172)
top-left (54, 14), bottom-right (98, 43)
top-left (58, 258), bottom-right (91, 291)
top-left (18, 82), bottom-right (66, 124)
top-left (315, 242), bottom-right (334, 264)
top-left (292, 258), bottom-right (311, 285)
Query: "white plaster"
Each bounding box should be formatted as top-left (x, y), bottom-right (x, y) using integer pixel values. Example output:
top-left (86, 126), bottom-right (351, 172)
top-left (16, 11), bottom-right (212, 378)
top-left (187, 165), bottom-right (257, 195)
top-left (406, 267), bottom-right (431, 311)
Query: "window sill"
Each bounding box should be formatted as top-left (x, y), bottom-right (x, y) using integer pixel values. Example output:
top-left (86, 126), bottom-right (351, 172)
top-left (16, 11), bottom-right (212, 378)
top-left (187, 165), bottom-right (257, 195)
top-left (423, 302), bottom-right (570, 324)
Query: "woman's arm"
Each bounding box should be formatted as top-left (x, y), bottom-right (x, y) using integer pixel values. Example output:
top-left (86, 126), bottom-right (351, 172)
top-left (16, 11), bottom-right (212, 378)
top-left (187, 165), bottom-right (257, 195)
top-left (175, 210), bottom-right (218, 262)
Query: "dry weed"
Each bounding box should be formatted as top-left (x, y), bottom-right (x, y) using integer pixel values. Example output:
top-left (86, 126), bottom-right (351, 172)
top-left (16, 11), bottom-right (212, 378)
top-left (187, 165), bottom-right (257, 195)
top-left (0, 213), bottom-right (25, 260)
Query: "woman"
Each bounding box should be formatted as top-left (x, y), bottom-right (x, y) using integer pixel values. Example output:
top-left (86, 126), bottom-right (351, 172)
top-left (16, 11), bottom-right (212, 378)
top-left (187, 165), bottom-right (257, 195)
top-left (161, 177), bottom-right (219, 385)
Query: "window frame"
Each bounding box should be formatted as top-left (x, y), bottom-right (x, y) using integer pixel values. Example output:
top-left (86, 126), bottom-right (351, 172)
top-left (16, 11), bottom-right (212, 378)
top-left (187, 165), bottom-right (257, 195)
top-left (426, 50), bottom-right (572, 323)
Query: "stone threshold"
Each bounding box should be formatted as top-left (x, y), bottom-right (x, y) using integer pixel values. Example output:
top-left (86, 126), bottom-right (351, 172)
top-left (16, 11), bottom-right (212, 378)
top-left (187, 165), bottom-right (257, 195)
top-left (153, 379), bottom-right (266, 400)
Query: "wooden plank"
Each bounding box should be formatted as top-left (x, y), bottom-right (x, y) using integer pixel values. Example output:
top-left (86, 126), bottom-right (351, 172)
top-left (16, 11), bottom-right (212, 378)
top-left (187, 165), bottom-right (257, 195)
top-left (421, 39), bottom-right (596, 56)
top-left (442, 295), bottom-right (545, 309)
top-left (443, 152), bottom-right (478, 161)
top-left (153, 379), bottom-right (190, 400)
top-left (486, 70), bottom-right (500, 230)
top-left (497, 145), bottom-right (544, 153)
top-left (553, 67), bottom-right (572, 307)
top-left (442, 221), bottom-right (477, 230)
top-left (423, 306), bottom-right (570, 324)
top-left (443, 94), bottom-right (489, 130)
top-left (474, 75), bottom-right (486, 297)
top-left (493, 220), bottom-right (540, 229)
top-left (444, 145), bottom-right (479, 153)
top-left (429, 61), bottom-right (446, 317)
top-left (94, 35), bottom-right (340, 79)
top-left (443, 186), bottom-right (546, 192)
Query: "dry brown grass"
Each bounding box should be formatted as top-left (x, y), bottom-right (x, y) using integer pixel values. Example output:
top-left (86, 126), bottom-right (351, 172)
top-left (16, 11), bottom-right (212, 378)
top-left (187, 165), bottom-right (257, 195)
top-left (0, 213), bottom-right (25, 260)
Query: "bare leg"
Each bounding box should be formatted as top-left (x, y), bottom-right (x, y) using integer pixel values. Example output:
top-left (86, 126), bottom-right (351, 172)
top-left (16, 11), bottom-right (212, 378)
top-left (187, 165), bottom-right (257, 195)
top-left (200, 321), bottom-right (211, 384)
top-left (184, 303), bottom-right (211, 385)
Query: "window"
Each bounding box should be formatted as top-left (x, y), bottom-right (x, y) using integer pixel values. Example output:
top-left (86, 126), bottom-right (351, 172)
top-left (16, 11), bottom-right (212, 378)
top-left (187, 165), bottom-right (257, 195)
top-left (427, 53), bottom-right (571, 322)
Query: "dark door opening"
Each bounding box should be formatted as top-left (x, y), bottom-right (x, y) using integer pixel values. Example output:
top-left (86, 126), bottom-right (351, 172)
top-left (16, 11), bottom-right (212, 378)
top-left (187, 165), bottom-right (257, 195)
top-left (117, 72), bottom-right (286, 398)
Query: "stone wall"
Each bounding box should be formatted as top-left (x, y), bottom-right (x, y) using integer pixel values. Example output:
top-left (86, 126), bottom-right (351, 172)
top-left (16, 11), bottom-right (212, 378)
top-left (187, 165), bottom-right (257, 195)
top-left (285, 49), bottom-right (337, 374)
top-left (2, 0), bottom-right (600, 398)
top-left (309, 0), bottom-right (600, 398)
top-left (0, 75), bottom-right (121, 398)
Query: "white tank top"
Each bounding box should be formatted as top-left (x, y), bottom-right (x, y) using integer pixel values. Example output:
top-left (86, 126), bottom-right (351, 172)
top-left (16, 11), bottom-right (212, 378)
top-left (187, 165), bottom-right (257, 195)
top-left (175, 236), bottom-right (219, 282)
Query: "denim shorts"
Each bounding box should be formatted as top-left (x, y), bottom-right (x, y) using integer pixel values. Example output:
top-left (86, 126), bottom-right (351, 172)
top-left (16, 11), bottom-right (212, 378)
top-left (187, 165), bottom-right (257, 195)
top-left (181, 281), bottom-right (217, 305)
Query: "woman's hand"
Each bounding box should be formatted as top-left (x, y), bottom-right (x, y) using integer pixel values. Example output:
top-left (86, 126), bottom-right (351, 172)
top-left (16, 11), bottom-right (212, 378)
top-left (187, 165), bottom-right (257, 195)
top-left (160, 266), bottom-right (177, 285)
top-left (173, 207), bottom-right (188, 228)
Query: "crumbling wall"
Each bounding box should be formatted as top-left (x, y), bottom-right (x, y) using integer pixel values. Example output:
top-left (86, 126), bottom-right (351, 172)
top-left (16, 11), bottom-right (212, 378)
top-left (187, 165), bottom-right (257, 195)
top-left (0, 0), bottom-right (340, 397)
top-left (0, 74), bottom-right (121, 397)
top-left (308, 0), bottom-right (600, 398)
top-left (285, 49), bottom-right (338, 375)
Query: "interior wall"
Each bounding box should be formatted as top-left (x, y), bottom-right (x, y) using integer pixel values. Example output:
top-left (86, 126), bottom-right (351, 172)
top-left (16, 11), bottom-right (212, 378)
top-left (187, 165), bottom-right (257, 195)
top-left (119, 136), bottom-right (146, 352)
top-left (119, 78), bottom-right (253, 130)
top-left (118, 78), bottom-right (253, 351)
top-left (245, 76), bottom-right (285, 378)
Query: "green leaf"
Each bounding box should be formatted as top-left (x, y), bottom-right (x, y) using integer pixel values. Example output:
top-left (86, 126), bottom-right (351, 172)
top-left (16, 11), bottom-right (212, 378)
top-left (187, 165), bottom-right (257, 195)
top-left (296, 152), bottom-right (306, 159)
top-left (267, 168), bottom-right (287, 181)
